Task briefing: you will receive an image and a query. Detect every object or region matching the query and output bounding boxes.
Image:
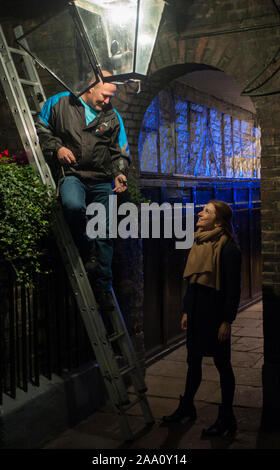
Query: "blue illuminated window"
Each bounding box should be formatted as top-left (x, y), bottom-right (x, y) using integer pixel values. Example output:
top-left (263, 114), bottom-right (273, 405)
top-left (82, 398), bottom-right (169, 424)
top-left (139, 90), bottom-right (261, 179)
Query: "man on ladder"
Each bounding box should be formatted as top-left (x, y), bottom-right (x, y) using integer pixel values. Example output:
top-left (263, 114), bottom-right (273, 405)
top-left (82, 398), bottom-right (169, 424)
top-left (36, 70), bottom-right (130, 310)
top-left (0, 24), bottom-right (154, 441)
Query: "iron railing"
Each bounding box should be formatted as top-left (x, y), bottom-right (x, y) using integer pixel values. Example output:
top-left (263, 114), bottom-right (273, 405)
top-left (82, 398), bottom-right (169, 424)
top-left (0, 246), bottom-right (95, 404)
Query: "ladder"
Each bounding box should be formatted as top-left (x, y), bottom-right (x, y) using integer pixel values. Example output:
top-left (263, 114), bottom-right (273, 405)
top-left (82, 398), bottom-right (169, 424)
top-left (0, 24), bottom-right (154, 442)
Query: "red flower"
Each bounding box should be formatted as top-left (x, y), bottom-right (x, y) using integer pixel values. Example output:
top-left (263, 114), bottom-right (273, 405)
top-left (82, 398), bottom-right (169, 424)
top-left (0, 149), bottom-right (28, 164)
top-left (0, 149), bottom-right (9, 160)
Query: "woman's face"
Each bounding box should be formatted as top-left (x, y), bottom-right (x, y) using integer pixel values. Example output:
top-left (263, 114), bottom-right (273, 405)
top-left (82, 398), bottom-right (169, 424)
top-left (196, 203), bottom-right (218, 231)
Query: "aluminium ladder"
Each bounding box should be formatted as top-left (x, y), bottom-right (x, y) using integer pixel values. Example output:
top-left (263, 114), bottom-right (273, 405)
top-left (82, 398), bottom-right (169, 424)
top-left (0, 24), bottom-right (154, 441)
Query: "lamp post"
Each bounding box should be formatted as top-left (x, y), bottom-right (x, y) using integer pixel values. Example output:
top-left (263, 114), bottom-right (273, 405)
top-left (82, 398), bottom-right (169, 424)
top-left (17, 0), bottom-right (165, 96)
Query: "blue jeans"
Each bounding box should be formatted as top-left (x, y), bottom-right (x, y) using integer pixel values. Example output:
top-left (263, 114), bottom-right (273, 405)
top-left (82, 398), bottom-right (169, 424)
top-left (59, 176), bottom-right (113, 291)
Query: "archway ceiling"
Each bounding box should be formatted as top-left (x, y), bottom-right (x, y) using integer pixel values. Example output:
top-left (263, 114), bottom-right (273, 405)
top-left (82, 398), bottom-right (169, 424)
top-left (175, 70), bottom-right (256, 113)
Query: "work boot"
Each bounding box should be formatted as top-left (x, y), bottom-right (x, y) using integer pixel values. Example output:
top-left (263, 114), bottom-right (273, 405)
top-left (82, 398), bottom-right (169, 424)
top-left (201, 405), bottom-right (237, 438)
top-left (162, 395), bottom-right (197, 423)
top-left (84, 248), bottom-right (98, 275)
top-left (95, 289), bottom-right (115, 311)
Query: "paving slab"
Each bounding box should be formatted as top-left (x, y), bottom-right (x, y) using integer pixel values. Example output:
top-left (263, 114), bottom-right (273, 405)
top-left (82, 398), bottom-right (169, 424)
top-left (231, 326), bottom-right (244, 336)
top-left (234, 326), bottom-right (263, 338)
top-left (203, 356), bottom-right (215, 365)
top-left (193, 380), bottom-right (221, 402)
top-left (234, 366), bottom-right (262, 387)
top-left (210, 384), bottom-right (262, 408)
top-left (242, 302), bottom-right (262, 311)
top-left (201, 364), bottom-right (220, 382)
top-left (231, 335), bottom-right (241, 344)
top-left (234, 318), bottom-right (262, 328)
top-left (127, 396), bottom-right (205, 420)
top-left (146, 359), bottom-right (187, 378)
top-left (233, 385), bottom-right (263, 408)
top-left (236, 407), bottom-right (262, 433)
top-left (250, 346), bottom-right (264, 354)
top-left (145, 375), bottom-right (186, 399)
top-left (252, 357), bottom-right (264, 369)
top-left (162, 422), bottom-right (213, 450)
top-left (232, 336), bottom-right (263, 352)
top-left (237, 310), bottom-right (262, 319)
top-left (162, 347), bottom-right (187, 363)
top-left (43, 429), bottom-right (120, 449)
top-left (231, 350), bottom-right (263, 368)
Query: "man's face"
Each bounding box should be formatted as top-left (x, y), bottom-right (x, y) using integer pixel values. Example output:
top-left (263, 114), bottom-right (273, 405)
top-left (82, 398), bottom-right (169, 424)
top-left (87, 81), bottom-right (117, 111)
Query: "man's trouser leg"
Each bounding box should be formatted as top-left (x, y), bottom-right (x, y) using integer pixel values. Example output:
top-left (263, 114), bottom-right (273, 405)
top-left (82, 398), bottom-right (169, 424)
top-left (59, 177), bottom-right (113, 303)
top-left (59, 175), bottom-right (94, 261)
top-left (88, 182), bottom-right (113, 292)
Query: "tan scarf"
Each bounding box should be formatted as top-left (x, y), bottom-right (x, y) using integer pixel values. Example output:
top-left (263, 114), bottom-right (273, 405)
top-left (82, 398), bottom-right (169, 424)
top-left (183, 226), bottom-right (228, 291)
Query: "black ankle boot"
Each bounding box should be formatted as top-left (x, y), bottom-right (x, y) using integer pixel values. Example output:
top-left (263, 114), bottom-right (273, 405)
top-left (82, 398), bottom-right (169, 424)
top-left (95, 289), bottom-right (115, 311)
top-left (162, 395), bottom-right (197, 424)
top-left (202, 405), bottom-right (237, 437)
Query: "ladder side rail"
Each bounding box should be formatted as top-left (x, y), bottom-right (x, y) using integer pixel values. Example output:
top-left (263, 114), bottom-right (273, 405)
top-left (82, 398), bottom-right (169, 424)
top-left (13, 25), bottom-right (46, 112)
top-left (0, 26), bottom-right (50, 185)
top-left (110, 292), bottom-right (154, 424)
top-left (111, 291), bottom-right (147, 390)
top-left (0, 45), bottom-right (54, 185)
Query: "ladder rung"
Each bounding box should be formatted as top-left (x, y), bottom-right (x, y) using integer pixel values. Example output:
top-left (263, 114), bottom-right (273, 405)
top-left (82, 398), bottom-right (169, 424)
top-left (20, 78), bottom-right (40, 87)
top-left (8, 46), bottom-right (27, 56)
top-left (119, 365), bottom-right (136, 376)
top-left (109, 331), bottom-right (125, 342)
top-left (122, 396), bottom-right (145, 411)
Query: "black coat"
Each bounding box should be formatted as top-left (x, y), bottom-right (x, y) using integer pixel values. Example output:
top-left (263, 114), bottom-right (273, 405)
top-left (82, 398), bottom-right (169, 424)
top-left (183, 238), bottom-right (242, 358)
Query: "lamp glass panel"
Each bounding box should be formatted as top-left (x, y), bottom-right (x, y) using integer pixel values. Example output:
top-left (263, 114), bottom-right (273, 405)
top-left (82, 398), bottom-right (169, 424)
top-left (135, 0), bottom-right (164, 75)
top-left (17, 9), bottom-right (97, 96)
top-left (75, 0), bottom-right (137, 76)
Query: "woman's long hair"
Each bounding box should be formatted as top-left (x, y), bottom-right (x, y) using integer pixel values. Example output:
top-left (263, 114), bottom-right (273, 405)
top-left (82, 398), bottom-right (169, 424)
top-left (208, 199), bottom-right (238, 243)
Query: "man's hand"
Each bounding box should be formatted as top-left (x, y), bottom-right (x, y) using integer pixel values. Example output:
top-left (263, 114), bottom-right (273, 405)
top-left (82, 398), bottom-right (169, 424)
top-left (113, 174), bottom-right (127, 193)
top-left (218, 321), bottom-right (231, 342)
top-left (57, 146), bottom-right (76, 165)
top-left (181, 313), bottom-right (187, 331)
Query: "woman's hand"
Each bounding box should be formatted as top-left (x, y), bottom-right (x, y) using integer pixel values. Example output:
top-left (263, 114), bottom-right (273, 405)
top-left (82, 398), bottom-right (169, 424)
top-left (218, 321), bottom-right (231, 342)
top-left (181, 313), bottom-right (187, 331)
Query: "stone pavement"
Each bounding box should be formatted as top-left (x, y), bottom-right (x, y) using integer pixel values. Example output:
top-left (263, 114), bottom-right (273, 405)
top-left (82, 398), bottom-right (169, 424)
top-left (42, 301), bottom-right (280, 450)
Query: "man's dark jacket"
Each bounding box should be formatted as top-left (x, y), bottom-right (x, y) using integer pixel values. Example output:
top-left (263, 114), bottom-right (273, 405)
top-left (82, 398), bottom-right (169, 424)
top-left (36, 91), bottom-right (130, 183)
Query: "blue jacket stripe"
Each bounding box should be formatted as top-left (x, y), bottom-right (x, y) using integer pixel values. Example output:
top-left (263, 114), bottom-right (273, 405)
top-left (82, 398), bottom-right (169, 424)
top-left (38, 91), bottom-right (70, 127)
top-left (114, 109), bottom-right (129, 155)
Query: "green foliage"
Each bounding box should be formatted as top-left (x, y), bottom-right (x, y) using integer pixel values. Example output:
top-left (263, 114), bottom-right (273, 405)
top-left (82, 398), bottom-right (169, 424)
top-left (121, 173), bottom-right (151, 205)
top-left (0, 159), bottom-right (57, 287)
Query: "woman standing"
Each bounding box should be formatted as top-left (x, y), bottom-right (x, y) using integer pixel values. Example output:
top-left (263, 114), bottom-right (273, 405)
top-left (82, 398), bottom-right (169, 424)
top-left (162, 200), bottom-right (241, 437)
